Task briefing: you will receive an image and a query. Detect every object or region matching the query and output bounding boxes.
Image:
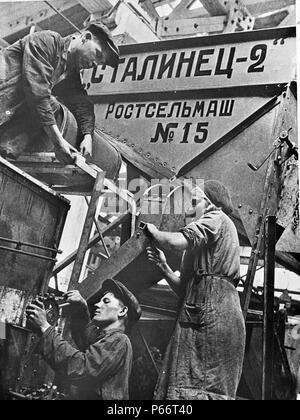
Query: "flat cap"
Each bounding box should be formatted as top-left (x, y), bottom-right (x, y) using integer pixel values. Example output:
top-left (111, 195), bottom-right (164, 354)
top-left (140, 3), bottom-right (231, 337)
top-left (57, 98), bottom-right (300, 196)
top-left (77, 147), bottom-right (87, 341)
top-left (101, 279), bottom-right (142, 323)
top-left (85, 21), bottom-right (120, 68)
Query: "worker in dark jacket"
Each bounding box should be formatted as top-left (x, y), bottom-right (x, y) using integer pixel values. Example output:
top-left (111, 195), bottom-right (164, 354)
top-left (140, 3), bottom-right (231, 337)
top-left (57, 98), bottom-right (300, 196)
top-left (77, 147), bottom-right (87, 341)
top-left (26, 279), bottom-right (141, 400)
top-left (146, 180), bottom-right (246, 400)
top-left (0, 22), bottom-right (119, 164)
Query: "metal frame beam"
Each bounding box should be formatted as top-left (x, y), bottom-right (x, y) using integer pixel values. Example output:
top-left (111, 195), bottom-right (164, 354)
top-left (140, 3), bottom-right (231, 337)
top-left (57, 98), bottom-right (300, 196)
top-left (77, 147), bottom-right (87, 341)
top-left (262, 215), bottom-right (276, 400)
top-left (0, 0), bottom-right (78, 40)
top-left (68, 172), bottom-right (105, 290)
top-left (77, 230), bottom-right (149, 301)
top-left (52, 211), bottom-right (131, 277)
top-left (200, 0), bottom-right (227, 16)
top-left (157, 14), bottom-right (226, 37)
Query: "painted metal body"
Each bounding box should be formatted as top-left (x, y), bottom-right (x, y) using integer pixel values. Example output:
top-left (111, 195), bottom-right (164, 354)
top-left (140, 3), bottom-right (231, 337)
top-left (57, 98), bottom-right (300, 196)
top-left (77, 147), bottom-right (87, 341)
top-left (82, 26), bottom-right (298, 258)
top-left (78, 27), bottom-right (298, 400)
top-left (0, 157), bottom-right (70, 395)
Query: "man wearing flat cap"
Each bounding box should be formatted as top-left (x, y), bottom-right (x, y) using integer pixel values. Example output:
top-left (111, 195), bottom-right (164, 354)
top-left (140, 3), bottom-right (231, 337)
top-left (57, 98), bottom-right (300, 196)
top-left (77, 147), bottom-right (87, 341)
top-left (146, 180), bottom-right (245, 400)
top-left (26, 279), bottom-right (141, 400)
top-left (0, 21), bottom-right (119, 164)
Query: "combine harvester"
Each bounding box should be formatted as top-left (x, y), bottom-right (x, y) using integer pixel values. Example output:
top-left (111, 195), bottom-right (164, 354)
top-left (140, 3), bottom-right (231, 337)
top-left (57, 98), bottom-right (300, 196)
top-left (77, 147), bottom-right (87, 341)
top-left (0, 21), bottom-right (298, 399)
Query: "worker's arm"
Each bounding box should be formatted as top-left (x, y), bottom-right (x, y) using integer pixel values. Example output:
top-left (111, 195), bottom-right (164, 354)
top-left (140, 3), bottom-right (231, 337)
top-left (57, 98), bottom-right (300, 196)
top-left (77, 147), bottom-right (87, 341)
top-left (64, 291), bottom-right (91, 351)
top-left (21, 32), bottom-right (75, 164)
top-left (53, 73), bottom-right (95, 158)
top-left (43, 125), bottom-right (77, 165)
top-left (146, 224), bottom-right (189, 253)
top-left (26, 300), bottom-right (131, 382)
top-left (146, 247), bottom-right (183, 296)
top-left (40, 328), bottom-right (131, 383)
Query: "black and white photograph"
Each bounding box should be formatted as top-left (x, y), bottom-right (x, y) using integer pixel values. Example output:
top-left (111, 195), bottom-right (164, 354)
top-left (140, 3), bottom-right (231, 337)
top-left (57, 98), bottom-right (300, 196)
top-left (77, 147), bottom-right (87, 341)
top-left (0, 0), bottom-right (299, 404)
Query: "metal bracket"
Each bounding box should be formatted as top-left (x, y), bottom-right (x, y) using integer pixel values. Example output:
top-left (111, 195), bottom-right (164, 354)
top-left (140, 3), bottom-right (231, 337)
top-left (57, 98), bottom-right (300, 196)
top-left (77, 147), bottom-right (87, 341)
top-left (224, 0), bottom-right (255, 33)
top-left (0, 245), bottom-right (57, 262)
top-left (0, 237), bottom-right (62, 255)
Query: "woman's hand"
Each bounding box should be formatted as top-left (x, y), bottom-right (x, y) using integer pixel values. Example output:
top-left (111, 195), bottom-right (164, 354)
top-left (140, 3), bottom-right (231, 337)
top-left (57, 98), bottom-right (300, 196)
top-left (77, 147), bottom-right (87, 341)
top-left (146, 246), bottom-right (169, 274)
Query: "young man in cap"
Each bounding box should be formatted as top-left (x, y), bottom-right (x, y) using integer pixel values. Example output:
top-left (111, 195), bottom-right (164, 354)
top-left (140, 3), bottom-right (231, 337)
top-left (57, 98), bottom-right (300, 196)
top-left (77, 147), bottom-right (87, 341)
top-left (26, 279), bottom-right (141, 400)
top-left (146, 180), bottom-right (246, 400)
top-left (0, 22), bottom-right (119, 164)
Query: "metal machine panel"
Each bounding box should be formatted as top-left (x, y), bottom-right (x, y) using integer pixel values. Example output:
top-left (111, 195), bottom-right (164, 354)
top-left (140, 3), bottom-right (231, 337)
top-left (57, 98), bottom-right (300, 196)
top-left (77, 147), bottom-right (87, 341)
top-left (84, 27), bottom-right (296, 98)
top-left (0, 158), bottom-right (70, 396)
top-left (0, 157), bottom-right (70, 295)
top-left (94, 96), bottom-right (273, 176)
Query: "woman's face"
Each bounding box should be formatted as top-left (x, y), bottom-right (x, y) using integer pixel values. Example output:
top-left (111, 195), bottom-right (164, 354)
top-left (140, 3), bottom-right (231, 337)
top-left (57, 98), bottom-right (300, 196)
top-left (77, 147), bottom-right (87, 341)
top-left (185, 194), bottom-right (208, 223)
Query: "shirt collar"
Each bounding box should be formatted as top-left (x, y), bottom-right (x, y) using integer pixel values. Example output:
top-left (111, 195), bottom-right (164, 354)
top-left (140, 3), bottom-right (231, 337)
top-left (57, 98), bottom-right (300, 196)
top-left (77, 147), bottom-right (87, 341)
top-left (98, 327), bottom-right (125, 336)
top-left (62, 35), bottom-right (73, 61)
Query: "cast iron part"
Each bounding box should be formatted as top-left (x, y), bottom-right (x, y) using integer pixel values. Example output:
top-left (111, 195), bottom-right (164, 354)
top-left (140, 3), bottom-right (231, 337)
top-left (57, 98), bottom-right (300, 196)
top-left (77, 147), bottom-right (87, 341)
top-left (248, 147), bottom-right (278, 172)
top-left (279, 131), bottom-right (298, 160)
top-left (139, 222), bottom-right (154, 239)
top-left (27, 293), bottom-right (65, 328)
top-left (248, 130), bottom-right (297, 172)
top-left (40, 293), bottom-right (68, 326)
top-left (10, 384), bottom-right (66, 400)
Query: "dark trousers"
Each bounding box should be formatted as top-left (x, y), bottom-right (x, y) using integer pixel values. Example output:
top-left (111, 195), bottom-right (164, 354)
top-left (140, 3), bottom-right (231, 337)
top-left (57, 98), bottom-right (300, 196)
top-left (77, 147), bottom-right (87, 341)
top-left (0, 98), bottom-right (63, 160)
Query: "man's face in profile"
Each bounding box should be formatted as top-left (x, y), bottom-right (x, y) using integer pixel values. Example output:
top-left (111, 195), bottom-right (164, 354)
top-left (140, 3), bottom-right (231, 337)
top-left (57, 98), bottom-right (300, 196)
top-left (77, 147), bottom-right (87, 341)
top-left (93, 292), bottom-right (126, 328)
top-left (68, 32), bottom-right (107, 70)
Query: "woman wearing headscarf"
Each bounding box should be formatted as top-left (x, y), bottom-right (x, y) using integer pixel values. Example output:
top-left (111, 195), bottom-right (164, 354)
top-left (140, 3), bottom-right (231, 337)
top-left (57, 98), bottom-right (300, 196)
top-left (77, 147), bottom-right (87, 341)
top-left (146, 180), bottom-right (246, 400)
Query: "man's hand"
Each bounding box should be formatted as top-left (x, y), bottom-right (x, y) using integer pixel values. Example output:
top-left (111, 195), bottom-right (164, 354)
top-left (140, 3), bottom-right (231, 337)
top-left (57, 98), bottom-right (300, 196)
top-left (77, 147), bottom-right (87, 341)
top-left (54, 139), bottom-right (77, 165)
top-left (44, 124), bottom-right (78, 165)
top-left (65, 290), bottom-right (87, 309)
top-left (63, 291), bottom-right (88, 318)
top-left (80, 134), bottom-right (93, 159)
top-left (26, 299), bottom-right (51, 334)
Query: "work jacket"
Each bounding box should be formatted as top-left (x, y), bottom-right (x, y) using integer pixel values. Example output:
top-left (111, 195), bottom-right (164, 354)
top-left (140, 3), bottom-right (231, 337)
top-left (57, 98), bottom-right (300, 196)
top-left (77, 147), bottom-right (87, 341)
top-left (0, 30), bottom-right (94, 135)
top-left (40, 310), bottom-right (133, 400)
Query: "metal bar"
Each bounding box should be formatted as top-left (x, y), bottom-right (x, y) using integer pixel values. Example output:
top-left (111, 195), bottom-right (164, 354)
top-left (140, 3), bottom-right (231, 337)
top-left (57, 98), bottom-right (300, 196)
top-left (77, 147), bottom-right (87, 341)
top-left (9, 391), bottom-right (27, 400)
top-left (257, 286), bottom-right (300, 296)
top-left (200, 0), bottom-right (228, 16)
top-left (274, 331), bottom-right (292, 377)
top-left (0, 236), bottom-right (62, 254)
top-left (241, 141), bottom-right (278, 318)
top-left (44, 1), bottom-right (83, 33)
top-left (75, 155), bottom-right (137, 237)
top-left (78, 233), bottom-right (149, 302)
top-left (68, 173), bottom-right (105, 290)
top-left (0, 245), bottom-right (57, 262)
top-left (262, 215), bottom-right (276, 401)
top-left (137, 326), bottom-right (160, 376)
top-left (84, 197), bottom-right (111, 258)
top-left (52, 212), bottom-right (130, 276)
top-left (241, 219), bottom-right (265, 319)
top-left (177, 96), bottom-right (280, 177)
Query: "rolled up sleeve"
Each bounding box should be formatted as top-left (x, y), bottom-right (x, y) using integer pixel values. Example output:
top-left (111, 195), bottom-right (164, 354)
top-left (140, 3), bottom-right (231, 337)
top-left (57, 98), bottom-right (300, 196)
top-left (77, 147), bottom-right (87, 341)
top-left (21, 33), bottom-right (57, 126)
top-left (41, 328), bottom-right (130, 383)
top-left (70, 306), bottom-right (91, 351)
top-left (180, 211), bottom-right (223, 249)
